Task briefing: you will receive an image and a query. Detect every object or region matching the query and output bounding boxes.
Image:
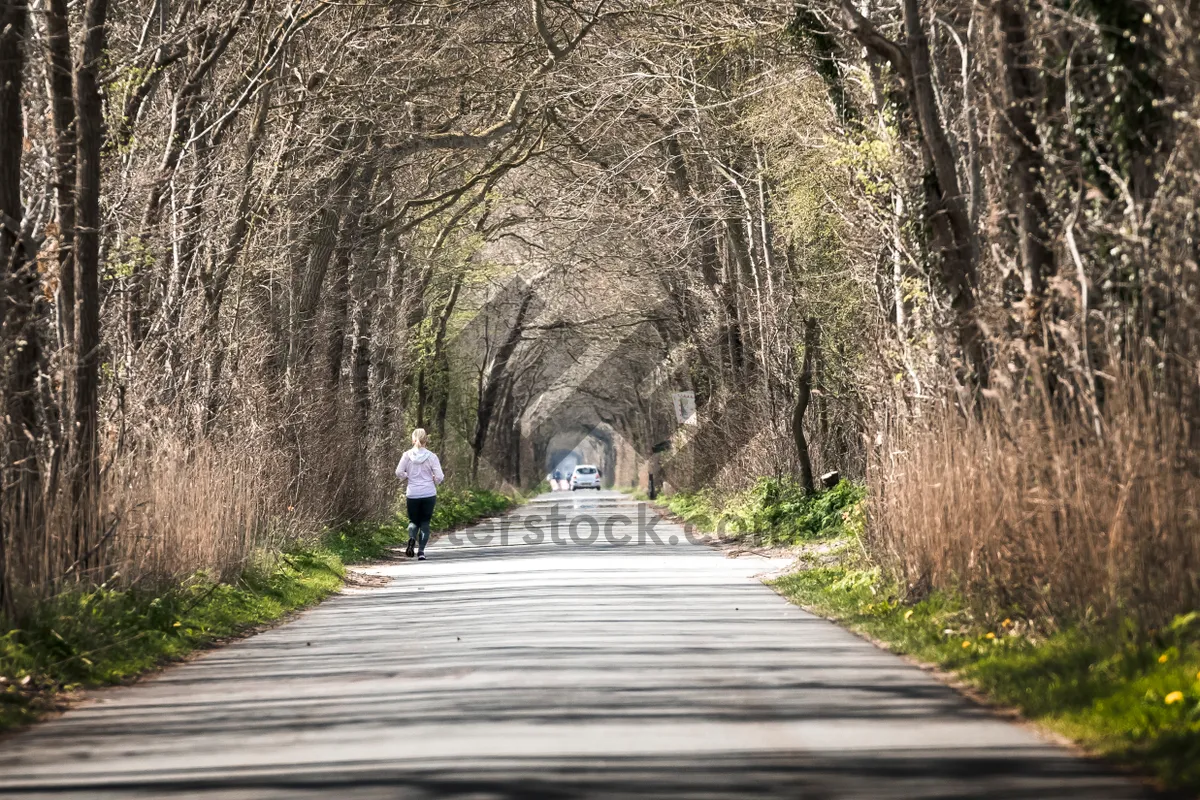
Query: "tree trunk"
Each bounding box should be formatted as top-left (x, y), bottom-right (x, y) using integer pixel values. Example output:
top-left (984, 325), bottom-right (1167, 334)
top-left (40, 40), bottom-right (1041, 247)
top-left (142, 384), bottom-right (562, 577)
top-left (433, 361), bottom-right (451, 446)
top-left (326, 247), bottom-right (352, 390)
top-left (44, 0), bottom-right (76, 355)
top-left (130, 1), bottom-right (255, 349)
top-left (201, 78), bottom-right (273, 432)
top-left (792, 318), bottom-right (819, 494)
top-left (290, 208), bottom-right (339, 371)
top-left (994, 0), bottom-right (1053, 341)
top-left (723, 203), bottom-right (759, 379)
top-left (429, 276), bottom-right (463, 447)
top-left (418, 274), bottom-right (463, 432)
top-left (901, 0), bottom-right (988, 389)
top-left (289, 162), bottom-right (355, 374)
top-left (325, 165), bottom-right (376, 389)
top-left (350, 260), bottom-right (381, 426)
top-left (72, 0), bottom-right (109, 567)
top-left (1, 0), bottom-right (34, 615)
top-left (841, 0), bottom-right (989, 389)
top-left (471, 285), bottom-right (536, 482)
top-left (372, 248), bottom-right (407, 436)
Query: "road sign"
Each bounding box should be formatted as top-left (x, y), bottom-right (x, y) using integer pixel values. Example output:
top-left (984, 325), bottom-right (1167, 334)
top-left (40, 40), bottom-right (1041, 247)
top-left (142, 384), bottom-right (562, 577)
top-left (672, 391), bottom-right (697, 425)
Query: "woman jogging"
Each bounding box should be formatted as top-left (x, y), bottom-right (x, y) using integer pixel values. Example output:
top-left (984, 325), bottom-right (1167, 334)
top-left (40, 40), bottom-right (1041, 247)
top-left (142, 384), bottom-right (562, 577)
top-left (395, 428), bottom-right (444, 560)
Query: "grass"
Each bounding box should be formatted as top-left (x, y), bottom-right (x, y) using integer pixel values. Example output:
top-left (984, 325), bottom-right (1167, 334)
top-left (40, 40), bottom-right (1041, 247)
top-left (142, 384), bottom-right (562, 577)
top-left (0, 485), bottom-right (519, 731)
top-left (323, 486), bottom-right (517, 562)
top-left (0, 548), bottom-right (344, 730)
top-left (660, 477), bottom-right (865, 545)
top-left (423, 487), bottom-right (518, 530)
top-left (771, 565), bottom-right (1200, 792)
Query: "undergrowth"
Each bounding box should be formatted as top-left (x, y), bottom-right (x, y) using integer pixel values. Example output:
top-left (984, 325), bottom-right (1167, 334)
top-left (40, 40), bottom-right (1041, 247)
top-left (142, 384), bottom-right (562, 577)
top-left (0, 548), bottom-right (343, 730)
top-left (423, 487), bottom-right (516, 531)
top-left (324, 486), bottom-right (516, 562)
top-left (662, 477), bottom-right (865, 545)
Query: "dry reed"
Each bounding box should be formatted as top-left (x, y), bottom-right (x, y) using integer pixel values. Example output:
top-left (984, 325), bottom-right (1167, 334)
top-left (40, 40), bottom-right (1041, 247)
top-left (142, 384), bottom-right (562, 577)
top-left (1, 395), bottom-right (397, 616)
top-left (870, 368), bottom-right (1200, 627)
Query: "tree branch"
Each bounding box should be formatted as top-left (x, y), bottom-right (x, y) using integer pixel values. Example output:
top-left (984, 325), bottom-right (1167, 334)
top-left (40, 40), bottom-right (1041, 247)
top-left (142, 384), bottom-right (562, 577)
top-left (839, 0), bottom-right (912, 83)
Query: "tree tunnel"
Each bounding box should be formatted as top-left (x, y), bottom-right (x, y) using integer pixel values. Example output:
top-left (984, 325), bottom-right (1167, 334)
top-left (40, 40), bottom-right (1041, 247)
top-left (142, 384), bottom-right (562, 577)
top-left (541, 425), bottom-right (615, 484)
top-left (509, 320), bottom-right (677, 491)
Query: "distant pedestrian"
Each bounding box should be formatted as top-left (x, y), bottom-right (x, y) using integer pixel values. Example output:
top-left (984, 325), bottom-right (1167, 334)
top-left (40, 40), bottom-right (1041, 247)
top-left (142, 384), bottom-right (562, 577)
top-left (395, 428), bottom-right (444, 560)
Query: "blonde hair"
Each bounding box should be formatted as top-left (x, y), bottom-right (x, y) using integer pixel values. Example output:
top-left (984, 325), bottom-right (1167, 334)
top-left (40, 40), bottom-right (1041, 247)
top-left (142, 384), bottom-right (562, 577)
top-left (411, 428), bottom-right (429, 448)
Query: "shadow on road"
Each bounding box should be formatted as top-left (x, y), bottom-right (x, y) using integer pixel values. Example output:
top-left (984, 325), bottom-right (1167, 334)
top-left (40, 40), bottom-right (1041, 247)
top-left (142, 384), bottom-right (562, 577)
top-left (0, 493), bottom-right (1163, 799)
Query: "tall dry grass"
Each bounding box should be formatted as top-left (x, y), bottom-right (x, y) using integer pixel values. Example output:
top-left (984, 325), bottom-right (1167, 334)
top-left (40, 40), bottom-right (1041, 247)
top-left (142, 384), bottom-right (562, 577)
top-left (1, 394), bottom-right (397, 617)
top-left (870, 368), bottom-right (1200, 627)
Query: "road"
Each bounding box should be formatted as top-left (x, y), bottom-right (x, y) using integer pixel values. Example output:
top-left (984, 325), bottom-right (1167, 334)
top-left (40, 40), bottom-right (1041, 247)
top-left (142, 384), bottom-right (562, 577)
top-left (0, 491), bottom-right (1155, 799)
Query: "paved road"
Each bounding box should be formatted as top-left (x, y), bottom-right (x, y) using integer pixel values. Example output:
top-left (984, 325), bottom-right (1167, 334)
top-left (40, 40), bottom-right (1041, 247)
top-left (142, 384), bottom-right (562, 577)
top-left (0, 492), bottom-right (1155, 799)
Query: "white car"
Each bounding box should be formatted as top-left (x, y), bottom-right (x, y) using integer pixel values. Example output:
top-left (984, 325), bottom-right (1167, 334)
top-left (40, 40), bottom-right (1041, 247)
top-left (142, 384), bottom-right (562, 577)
top-left (570, 465), bottom-right (602, 491)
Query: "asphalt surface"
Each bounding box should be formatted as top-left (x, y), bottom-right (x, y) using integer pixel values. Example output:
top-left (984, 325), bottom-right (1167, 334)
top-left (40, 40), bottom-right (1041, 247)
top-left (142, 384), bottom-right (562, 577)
top-left (0, 491), bottom-right (1156, 799)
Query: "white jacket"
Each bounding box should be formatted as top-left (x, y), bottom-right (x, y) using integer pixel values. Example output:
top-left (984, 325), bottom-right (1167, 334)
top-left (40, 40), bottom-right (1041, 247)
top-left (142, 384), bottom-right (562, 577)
top-left (395, 447), bottom-right (444, 498)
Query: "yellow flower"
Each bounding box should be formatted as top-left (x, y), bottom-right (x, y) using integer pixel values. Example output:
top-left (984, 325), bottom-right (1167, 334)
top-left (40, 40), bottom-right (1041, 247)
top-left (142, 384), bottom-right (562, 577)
top-left (904, 610), bottom-right (914, 621)
top-left (1158, 653), bottom-right (1169, 664)
top-left (962, 640), bottom-right (972, 649)
top-left (1164, 691), bottom-right (1184, 705)
top-left (985, 632), bottom-right (996, 640)
top-left (1001, 618), bottom-right (1012, 628)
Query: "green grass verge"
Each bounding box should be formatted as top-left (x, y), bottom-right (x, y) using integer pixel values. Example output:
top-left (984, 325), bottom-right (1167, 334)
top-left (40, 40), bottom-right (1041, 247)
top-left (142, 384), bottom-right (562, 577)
top-left (771, 567), bottom-right (1200, 792)
top-left (660, 477), bottom-right (865, 545)
top-left (1, 486), bottom-right (519, 731)
top-left (0, 548), bottom-right (344, 730)
top-left (424, 487), bottom-right (518, 530)
top-left (322, 486), bottom-right (518, 563)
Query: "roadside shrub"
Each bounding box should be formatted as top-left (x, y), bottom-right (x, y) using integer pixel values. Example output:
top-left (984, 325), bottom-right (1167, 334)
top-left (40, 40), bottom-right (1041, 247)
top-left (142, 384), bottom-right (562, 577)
top-left (662, 489), bottom-right (719, 531)
top-left (400, 488), bottom-right (516, 531)
top-left (720, 477), bottom-right (865, 545)
top-left (663, 479), bottom-right (865, 545)
top-left (720, 474), bottom-right (864, 544)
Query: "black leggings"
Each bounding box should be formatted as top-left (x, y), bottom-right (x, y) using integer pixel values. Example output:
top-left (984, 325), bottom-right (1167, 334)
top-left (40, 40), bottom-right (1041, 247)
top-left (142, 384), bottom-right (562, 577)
top-left (406, 495), bottom-right (437, 552)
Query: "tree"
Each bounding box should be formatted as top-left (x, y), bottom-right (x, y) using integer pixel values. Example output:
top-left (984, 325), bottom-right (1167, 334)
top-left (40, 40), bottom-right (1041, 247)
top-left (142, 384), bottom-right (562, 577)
top-left (792, 318), bottom-right (820, 494)
top-left (1, 0), bottom-right (34, 614)
top-left (71, 0), bottom-right (108, 566)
